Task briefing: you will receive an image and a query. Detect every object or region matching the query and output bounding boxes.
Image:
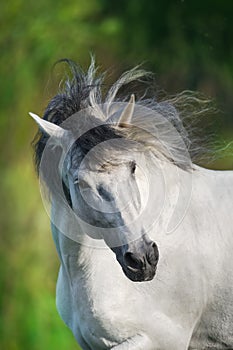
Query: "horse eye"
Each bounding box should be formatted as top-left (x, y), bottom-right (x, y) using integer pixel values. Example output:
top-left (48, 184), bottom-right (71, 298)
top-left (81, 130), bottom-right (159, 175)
top-left (74, 179), bottom-right (89, 189)
top-left (130, 161), bottom-right (136, 174)
top-left (74, 178), bottom-right (79, 185)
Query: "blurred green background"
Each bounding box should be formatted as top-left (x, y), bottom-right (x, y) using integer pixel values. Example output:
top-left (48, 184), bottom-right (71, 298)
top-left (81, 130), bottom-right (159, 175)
top-left (1, 1), bottom-right (233, 349)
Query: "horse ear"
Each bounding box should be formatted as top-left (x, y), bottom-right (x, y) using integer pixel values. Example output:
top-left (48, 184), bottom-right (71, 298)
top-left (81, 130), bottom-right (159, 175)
top-left (117, 94), bottom-right (135, 127)
top-left (29, 112), bottom-right (71, 148)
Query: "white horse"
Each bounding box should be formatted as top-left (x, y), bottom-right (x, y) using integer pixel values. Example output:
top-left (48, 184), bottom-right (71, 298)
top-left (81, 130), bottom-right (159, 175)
top-left (31, 60), bottom-right (233, 349)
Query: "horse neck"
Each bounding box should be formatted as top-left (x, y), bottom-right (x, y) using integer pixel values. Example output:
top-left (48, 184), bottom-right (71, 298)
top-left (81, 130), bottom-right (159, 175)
top-left (51, 198), bottom-right (105, 260)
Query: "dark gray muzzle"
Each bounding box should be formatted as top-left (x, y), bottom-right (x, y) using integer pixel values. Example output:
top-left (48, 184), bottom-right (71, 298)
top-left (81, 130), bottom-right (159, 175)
top-left (114, 238), bottom-right (159, 282)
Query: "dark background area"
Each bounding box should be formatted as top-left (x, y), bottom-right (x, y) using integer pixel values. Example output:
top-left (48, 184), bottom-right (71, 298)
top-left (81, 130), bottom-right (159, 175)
top-left (1, 1), bottom-right (233, 349)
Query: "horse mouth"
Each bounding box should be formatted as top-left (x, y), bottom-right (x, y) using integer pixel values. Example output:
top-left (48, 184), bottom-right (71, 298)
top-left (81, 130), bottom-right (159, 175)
top-left (122, 265), bottom-right (156, 282)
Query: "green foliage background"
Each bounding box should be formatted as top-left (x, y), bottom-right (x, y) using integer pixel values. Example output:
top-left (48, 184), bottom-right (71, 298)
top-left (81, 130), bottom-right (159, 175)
top-left (0, 1), bottom-right (233, 349)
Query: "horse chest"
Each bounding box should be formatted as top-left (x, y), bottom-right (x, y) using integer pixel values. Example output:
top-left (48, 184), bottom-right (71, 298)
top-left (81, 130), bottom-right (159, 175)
top-left (60, 252), bottom-right (146, 347)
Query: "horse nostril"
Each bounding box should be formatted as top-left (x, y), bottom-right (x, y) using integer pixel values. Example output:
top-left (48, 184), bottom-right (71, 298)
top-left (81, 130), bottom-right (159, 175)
top-left (124, 252), bottom-right (143, 270)
top-left (147, 241), bottom-right (159, 265)
top-left (151, 241), bottom-right (156, 249)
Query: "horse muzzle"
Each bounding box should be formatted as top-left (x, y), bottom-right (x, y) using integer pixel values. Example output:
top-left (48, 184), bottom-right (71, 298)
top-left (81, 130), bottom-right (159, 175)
top-left (114, 239), bottom-right (159, 282)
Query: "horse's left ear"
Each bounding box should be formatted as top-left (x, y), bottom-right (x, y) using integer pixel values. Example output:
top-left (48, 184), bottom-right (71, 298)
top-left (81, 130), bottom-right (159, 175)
top-left (117, 94), bottom-right (135, 127)
top-left (29, 112), bottom-right (72, 148)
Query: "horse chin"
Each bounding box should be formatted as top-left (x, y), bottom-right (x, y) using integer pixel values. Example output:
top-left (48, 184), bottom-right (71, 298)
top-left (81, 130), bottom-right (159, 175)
top-left (122, 266), bottom-right (156, 282)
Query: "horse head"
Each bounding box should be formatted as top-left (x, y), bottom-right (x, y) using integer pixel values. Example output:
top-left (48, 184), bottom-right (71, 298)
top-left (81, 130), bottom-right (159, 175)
top-left (30, 98), bottom-right (160, 282)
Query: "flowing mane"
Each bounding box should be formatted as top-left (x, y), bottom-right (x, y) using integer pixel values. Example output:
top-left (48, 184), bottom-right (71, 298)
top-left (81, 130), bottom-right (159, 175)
top-left (33, 59), bottom-right (213, 174)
